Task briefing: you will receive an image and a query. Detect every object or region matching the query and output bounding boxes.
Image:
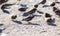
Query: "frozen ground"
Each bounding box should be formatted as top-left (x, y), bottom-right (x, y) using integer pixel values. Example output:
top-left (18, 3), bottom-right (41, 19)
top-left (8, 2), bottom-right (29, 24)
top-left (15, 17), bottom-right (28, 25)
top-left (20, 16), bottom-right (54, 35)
top-left (0, 0), bottom-right (60, 36)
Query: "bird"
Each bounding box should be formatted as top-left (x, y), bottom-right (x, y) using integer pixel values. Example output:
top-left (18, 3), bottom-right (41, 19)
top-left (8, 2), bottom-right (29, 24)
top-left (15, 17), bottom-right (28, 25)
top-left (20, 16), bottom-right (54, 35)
top-left (11, 15), bottom-right (17, 19)
top-left (53, 7), bottom-right (57, 11)
top-left (45, 13), bottom-right (52, 18)
top-left (1, 4), bottom-right (14, 10)
top-left (34, 4), bottom-right (38, 8)
top-left (22, 15), bottom-right (35, 21)
top-left (50, 2), bottom-right (55, 6)
top-left (0, 0), bottom-right (8, 5)
top-left (1, 4), bottom-right (14, 14)
top-left (18, 8), bottom-right (27, 12)
top-left (40, 0), bottom-right (46, 4)
top-left (55, 10), bottom-right (60, 16)
top-left (47, 18), bottom-right (56, 26)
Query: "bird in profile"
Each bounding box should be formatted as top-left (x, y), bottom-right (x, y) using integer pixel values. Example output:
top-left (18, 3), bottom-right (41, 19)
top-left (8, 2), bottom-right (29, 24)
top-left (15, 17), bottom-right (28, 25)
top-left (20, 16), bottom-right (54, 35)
top-left (45, 13), bottom-right (52, 18)
top-left (0, 0), bottom-right (8, 5)
top-left (50, 2), bottom-right (55, 6)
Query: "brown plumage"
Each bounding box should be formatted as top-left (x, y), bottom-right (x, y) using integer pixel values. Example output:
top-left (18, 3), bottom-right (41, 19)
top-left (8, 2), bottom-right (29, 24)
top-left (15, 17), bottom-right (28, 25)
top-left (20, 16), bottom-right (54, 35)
top-left (11, 15), bottom-right (17, 19)
top-left (34, 4), bottom-right (38, 8)
top-left (0, 0), bottom-right (8, 5)
top-left (18, 8), bottom-right (27, 12)
top-left (45, 13), bottom-right (52, 18)
top-left (53, 7), bottom-right (57, 11)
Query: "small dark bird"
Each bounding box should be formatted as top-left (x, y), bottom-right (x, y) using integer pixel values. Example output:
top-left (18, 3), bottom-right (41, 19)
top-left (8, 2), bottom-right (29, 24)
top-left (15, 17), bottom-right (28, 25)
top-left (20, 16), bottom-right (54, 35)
top-left (0, 0), bottom-right (8, 5)
top-left (1, 4), bottom-right (14, 10)
top-left (34, 4), bottom-right (38, 8)
top-left (40, 0), bottom-right (46, 4)
top-left (53, 7), bottom-right (57, 11)
top-left (1, 4), bottom-right (14, 14)
top-left (45, 13), bottom-right (52, 18)
top-left (22, 15), bottom-right (35, 21)
top-left (47, 18), bottom-right (53, 23)
top-left (50, 2), bottom-right (55, 6)
top-left (11, 15), bottom-right (17, 19)
top-left (47, 18), bottom-right (57, 26)
top-left (18, 8), bottom-right (27, 12)
top-left (55, 10), bottom-right (60, 16)
top-left (18, 4), bottom-right (28, 12)
top-left (47, 18), bottom-right (55, 24)
top-left (0, 24), bottom-right (3, 26)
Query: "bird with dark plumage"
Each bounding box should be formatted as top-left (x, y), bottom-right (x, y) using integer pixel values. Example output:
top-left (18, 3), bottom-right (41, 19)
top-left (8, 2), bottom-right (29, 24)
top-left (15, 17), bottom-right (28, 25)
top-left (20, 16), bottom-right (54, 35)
top-left (11, 15), bottom-right (17, 19)
top-left (40, 0), bottom-right (46, 4)
top-left (0, 0), bottom-right (8, 5)
top-left (50, 2), bottom-right (55, 6)
top-left (45, 13), bottom-right (52, 18)
top-left (53, 7), bottom-right (57, 11)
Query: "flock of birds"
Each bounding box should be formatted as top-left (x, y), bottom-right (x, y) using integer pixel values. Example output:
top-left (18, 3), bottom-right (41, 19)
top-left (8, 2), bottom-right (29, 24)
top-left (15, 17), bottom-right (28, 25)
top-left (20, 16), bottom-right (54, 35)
top-left (0, 0), bottom-right (60, 34)
top-left (0, 0), bottom-right (60, 27)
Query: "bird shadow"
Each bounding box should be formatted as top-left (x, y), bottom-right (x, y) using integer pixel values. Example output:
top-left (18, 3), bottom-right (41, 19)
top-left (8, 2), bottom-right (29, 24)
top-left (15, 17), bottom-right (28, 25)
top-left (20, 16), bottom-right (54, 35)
top-left (26, 22), bottom-right (40, 26)
top-left (12, 20), bottom-right (22, 24)
top-left (48, 23), bottom-right (57, 26)
top-left (3, 10), bottom-right (10, 14)
top-left (22, 12), bottom-right (29, 17)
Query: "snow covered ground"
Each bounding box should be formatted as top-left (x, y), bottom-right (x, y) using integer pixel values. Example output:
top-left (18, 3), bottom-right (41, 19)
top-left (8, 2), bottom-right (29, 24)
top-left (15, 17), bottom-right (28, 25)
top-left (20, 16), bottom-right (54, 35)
top-left (0, 0), bottom-right (60, 36)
